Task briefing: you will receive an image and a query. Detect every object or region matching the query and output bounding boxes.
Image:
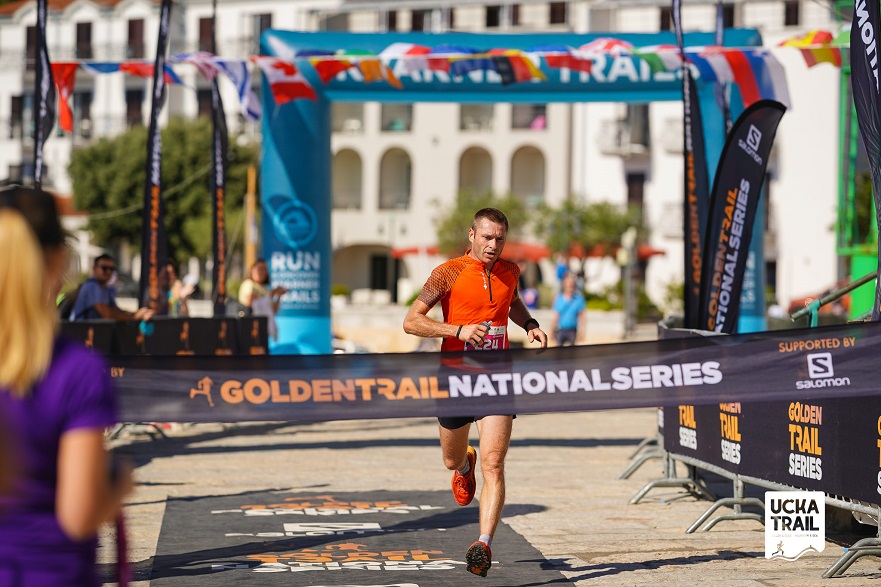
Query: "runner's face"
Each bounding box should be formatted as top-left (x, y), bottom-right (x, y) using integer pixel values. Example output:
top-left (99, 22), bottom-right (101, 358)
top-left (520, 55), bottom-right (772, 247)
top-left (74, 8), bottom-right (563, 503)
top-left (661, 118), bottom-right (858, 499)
top-left (469, 218), bottom-right (507, 267)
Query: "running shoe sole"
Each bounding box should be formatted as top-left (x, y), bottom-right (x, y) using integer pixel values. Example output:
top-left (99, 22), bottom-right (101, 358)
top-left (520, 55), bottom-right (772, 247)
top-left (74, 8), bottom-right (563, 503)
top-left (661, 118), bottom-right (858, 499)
top-left (466, 540), bottom-right (492, 577)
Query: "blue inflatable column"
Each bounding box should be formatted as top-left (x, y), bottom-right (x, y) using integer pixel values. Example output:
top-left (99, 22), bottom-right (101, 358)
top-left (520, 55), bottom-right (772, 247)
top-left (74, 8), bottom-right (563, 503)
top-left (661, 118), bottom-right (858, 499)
top-left (260, 93), bottom-right (333, 354)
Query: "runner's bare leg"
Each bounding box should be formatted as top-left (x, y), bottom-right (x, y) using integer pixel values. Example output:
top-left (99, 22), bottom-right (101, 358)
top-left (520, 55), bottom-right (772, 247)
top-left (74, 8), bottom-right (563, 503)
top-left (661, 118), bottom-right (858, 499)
top-left (476, 415), bottom-right (513, 537)
top-left (439, 422), bottom-right (472, 471)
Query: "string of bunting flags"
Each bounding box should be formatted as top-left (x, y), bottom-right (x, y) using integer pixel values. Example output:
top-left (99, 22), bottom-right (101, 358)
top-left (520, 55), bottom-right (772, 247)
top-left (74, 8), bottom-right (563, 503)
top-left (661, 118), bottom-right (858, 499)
top-left (46, 29), bottom-right (845, 133)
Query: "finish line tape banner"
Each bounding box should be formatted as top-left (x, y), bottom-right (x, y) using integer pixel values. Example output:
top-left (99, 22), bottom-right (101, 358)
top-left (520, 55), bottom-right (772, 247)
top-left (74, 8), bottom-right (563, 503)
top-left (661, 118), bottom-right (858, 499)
top-left (111, 321), bottom-right (881, 423)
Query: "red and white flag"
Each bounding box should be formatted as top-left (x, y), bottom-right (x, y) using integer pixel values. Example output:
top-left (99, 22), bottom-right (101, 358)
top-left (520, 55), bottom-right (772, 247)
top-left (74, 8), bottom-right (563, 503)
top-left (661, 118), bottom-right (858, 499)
top-left (251, 56), bottom-right (317, 103)
top-left (51, 62), bottom-right (78, 133)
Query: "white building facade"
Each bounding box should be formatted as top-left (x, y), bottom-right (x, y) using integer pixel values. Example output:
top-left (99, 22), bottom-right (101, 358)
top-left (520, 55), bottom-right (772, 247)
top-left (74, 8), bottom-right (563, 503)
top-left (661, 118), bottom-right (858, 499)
top-left (0, 0), bottom-right (846, 315)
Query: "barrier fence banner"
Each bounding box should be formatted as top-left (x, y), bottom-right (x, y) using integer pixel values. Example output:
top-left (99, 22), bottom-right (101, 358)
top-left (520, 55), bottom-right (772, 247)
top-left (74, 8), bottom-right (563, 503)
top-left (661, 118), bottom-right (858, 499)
top-left (698, 99), bottom-right (785, 333)
top-left (107, 320), bottom-right (881, 425)
top-left (851, 0), bottom-right (881, 320)
top-left (139, 0), bottom-right (172, 309)
top-left (665, 394), bottom-right (881, 506)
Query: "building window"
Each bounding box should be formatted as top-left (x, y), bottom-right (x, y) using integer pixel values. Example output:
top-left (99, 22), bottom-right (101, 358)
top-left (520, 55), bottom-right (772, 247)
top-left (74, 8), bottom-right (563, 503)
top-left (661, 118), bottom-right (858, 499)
top-left (197, 88), bottom-right (212, 119)
top-left (25, 26), bottom-right (35, 71)
top-left (332, 149), bottom-right (363, 209)
top-left (10, 95), bottom-right (23, 139)
top-left (512, 104), bottom-right (547, 130)
top-left (626, 103), bottom-right (650, 148)
top-left (385, 10), bottom-right (398, 31)
top-left (659, 6), bottom-right (672, 31)
top-left (125, 89), bottom-right (143, 128)
top-left (784, 1), bottom-right (800, 26)
top-left (320, 13), bottom-right (349, 31)
top-left (446, 7), bottom-right (456, 29)
top-left (199, 17), bottom-right (214, 53)
top-left (74, 91), bottom-right (92, 139)
top-left (511, 4), bottom-right (521, 26)
top-left (381, 103), bottom-right (413, 132)
top-left (411, 9), bottom-right (430, 31)
top-left (459, 147), bottom-right (493, 195)
top-left (549, 2), bottom-right (567, 25)
top-left (511, 147), bottom-right (546, 206)
top-left (127, 19), bottom-right (144, 59)
top-left (626, 172), bottom-right (646, 219)
top-left (486, 5), bottom-right (501, 28)
top-left (332, 102), bottom-right (365, 133)
top-left (721, 3), bottom-right (735, 27)
top-left (251, 13), bottom-right (272, 54)
top-left (379, 148), bottom-right (412, 209)
top-left (76, 22), bottom-right (92, 59)
top-left (460, 104), bottom-right (493, 131)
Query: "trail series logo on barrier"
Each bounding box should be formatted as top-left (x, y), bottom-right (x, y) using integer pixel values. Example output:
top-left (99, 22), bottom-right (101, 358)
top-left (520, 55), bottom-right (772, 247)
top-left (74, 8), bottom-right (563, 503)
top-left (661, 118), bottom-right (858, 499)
top-left (765, 491), bottom-right (825, 560)
top-left (189, 361), bottom-right (725, 408)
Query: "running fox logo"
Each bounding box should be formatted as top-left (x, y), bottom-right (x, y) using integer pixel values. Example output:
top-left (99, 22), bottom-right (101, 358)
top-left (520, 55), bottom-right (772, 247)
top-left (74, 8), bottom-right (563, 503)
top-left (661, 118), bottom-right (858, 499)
top-left (190, 376), bottom-right (215, 407)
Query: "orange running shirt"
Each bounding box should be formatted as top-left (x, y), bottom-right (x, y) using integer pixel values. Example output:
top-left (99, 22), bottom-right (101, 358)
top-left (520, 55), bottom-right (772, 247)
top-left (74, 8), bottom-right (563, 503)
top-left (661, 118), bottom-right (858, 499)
top-left (418, 253), bottom-right (521, 352)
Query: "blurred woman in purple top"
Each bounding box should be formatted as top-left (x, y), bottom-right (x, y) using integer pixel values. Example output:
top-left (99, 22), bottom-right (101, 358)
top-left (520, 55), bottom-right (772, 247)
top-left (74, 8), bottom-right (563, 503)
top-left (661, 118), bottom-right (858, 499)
top-left (0, 186), bottom-right (133, 586)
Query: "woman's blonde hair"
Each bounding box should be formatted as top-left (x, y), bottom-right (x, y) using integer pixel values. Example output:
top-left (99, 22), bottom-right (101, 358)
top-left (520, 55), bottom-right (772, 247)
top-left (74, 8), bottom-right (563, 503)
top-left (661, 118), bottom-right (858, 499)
top-left (0, 205), bottom-right (59, 397)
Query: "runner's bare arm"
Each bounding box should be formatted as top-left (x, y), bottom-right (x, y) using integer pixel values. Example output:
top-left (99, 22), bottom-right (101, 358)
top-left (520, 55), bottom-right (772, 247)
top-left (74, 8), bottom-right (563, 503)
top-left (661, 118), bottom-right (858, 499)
top-left (509, 297), bottom-right (549, 348)
top-left (403, 299), bottom-right (487, 343)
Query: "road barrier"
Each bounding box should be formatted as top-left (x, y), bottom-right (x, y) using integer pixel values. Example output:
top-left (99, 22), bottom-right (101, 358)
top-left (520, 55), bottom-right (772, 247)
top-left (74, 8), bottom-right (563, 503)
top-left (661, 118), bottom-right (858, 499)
top-left (627, 318), bottom-right (881, 578)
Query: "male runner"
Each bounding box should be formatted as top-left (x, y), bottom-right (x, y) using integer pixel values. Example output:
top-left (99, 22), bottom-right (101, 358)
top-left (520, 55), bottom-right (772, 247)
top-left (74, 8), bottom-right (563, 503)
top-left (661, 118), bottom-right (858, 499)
top-left (403, 207), bottom-right (548, 576)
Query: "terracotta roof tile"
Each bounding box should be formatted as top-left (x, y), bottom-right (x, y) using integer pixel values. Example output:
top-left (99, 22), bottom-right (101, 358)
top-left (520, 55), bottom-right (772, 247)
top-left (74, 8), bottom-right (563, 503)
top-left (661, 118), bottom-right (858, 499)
top-left (0, 0), bottom-right (155, 17)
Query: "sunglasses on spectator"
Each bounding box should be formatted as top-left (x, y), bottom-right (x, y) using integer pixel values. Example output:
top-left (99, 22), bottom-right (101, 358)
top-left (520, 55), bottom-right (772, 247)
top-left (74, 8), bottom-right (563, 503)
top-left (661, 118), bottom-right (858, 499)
top-left (98, 265), bottom-right (116, 272)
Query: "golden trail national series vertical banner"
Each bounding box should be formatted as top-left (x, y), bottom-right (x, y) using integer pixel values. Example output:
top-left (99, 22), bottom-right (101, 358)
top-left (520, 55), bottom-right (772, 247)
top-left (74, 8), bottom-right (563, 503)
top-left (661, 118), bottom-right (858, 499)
top-left (698, 100), bottom-right (785, 333)
top-left (139, 0), bottom-right (172, 309)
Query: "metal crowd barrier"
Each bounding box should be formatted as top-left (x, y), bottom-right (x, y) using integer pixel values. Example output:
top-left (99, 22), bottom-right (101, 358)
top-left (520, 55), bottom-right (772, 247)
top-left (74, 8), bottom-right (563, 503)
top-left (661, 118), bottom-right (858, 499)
top-left (621, 305), bottom-right (881, 579)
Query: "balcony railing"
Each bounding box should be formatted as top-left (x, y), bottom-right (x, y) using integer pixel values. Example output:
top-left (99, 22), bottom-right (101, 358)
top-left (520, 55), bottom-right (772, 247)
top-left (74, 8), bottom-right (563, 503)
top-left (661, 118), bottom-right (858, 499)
top-left (598, 119), bottom-right (649, 157)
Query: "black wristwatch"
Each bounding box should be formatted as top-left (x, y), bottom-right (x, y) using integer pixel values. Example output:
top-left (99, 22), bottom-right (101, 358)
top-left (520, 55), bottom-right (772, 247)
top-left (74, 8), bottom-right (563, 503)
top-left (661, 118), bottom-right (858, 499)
top-left (523, 318), bottom-right (540, 332)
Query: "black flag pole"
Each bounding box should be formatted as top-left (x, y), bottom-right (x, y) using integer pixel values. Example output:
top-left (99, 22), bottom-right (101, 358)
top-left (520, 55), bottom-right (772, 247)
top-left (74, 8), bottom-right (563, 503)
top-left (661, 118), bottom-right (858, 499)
top-left (674, 0), bottom-right (711, 328)
top-left (33, 0), bottom-right (56, 190)
top-left (210, 0), bottom-right (229, 316)
top-left (139, 0), bottom-right (172, 310)
top-left (850, 0), bottom-right (881, 320)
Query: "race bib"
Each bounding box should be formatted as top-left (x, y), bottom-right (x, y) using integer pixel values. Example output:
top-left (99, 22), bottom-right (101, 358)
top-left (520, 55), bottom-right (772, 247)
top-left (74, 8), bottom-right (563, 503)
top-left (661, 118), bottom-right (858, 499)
top-left (465, 324), bottom-right (507, 351)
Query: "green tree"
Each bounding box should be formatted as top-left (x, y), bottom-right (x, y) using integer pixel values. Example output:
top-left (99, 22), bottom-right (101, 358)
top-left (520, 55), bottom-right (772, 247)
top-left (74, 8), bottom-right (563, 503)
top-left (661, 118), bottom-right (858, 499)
top-left (69, 117), bottom-right (259, 266)
top-left (533, 198), bottom-right (647, 257)
top-left (433, 190), bottom-right (530, 257)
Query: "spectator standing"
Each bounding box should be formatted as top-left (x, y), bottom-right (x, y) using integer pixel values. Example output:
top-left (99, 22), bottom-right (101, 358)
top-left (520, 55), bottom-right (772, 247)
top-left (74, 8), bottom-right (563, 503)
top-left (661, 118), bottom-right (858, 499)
top-left (71, 254), bottom-right (152, 321)
top-left (238, 258), bottom-right (286, 340)
top-left (149, 261), bottom-right (192, 317)
top-left (0, 186), bottom-right (133, 586)
top-left (550, 272), bottom-right (586, 346)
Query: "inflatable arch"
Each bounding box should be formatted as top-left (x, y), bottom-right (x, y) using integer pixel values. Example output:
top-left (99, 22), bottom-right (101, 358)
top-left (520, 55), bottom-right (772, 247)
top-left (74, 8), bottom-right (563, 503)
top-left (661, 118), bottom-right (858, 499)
top-left (259, 29), bottom-right (762, 354)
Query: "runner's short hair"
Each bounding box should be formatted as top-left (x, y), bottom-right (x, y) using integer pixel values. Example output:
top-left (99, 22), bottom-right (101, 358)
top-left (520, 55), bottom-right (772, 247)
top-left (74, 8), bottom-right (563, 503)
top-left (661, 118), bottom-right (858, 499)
top-left (473, 207), bottom-right (508, 232)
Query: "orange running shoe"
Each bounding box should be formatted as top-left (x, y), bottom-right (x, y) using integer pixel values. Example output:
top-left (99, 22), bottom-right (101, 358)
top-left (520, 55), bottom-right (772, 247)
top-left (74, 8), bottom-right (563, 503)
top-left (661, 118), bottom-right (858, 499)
top-left (466, 540), bottom-right (492, 577)
top-left (451, 445), bottom-right (477, 506)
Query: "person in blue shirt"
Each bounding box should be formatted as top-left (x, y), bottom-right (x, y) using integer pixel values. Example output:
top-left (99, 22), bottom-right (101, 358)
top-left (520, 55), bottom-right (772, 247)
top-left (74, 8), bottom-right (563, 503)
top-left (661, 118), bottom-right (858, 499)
top-left (71, 254), bottom-right (153, 321)
top-left (550, 271), bottom-right (586, 346)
